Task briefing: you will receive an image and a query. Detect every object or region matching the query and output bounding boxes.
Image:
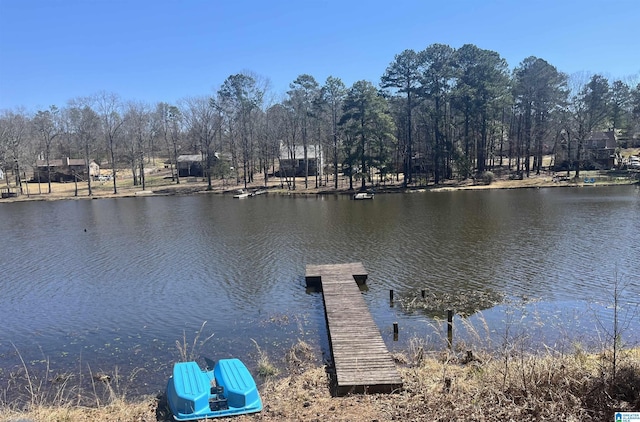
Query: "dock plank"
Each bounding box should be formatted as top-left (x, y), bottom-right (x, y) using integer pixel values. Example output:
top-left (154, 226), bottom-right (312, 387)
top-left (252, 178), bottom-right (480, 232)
top-left (305, 263), bottom-right (402, 395)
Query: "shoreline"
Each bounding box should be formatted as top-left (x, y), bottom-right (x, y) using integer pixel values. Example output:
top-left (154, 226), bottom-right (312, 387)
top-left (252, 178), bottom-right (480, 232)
top-left (3, 170), bottom-right (638, 204)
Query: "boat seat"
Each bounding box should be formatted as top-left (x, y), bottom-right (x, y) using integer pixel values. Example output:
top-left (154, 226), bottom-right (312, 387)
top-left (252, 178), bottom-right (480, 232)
top-left (169, 361), bottom-right (213, 416)
top-left (214, 358), bottom-right (260, 409)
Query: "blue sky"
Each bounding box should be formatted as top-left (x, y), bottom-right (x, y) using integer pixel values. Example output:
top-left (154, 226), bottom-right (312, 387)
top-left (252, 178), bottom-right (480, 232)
top-left (1, 0), bottom-right (639, 112)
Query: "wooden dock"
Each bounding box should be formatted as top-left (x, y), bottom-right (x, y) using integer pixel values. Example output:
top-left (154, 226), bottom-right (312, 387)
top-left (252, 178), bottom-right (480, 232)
top-left (305, 263), bottom-right (402, 395)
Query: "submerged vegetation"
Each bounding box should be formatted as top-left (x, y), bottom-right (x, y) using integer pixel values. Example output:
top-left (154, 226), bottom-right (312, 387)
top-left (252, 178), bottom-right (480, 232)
top-left (397, 289), bottom-right (505, 317)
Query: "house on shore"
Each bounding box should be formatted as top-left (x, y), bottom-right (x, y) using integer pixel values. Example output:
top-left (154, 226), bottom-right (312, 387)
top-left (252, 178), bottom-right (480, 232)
top-left (277, 142), bottom-right (324, 178)
top-left (177, 154), bottom-right (205, 177)
top-left (584, 131), bottom-right (617, 169)
top-left (555, 131), bottom-right (617, 170)
top-left (34, 158), bottom-right (99, 182)
top-left (176, 153), bottom-right (223, 177)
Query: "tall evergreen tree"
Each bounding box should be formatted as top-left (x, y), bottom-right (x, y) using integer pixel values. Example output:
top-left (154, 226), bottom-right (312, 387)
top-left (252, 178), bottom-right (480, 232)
top-left (609, 80), bottom-right (632, 136)
top-left (320, 76), bottom-right (346, 189)
top-left (340, 80), bottom-right (395, 190)
top-left (453, 44), bottom-right (510, 175)
top-left (420, 43), bottom-right (455, 183)
top-left (381, 49), bottom-right (424, 186)
top-left (513, 57), bottom-right (567, 176)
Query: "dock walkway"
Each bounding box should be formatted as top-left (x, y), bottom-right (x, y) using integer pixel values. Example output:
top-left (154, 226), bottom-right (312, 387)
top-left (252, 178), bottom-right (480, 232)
top-left (305, 263), bottom-right (402, 395)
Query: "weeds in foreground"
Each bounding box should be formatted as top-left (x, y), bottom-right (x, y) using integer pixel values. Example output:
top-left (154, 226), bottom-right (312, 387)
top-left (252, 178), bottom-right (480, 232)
top-left (175, 321), bottom-right (215, 362)
top-left (3, 293), bottom-right (639, 422)
top-left (284, 339), bottom-right (316, 376)
top-left (251, 339), bottom-right (279, 378)
top-left (592, 272), bottom-right (639, 383)
top-left (5, 343), bottom-right (80, 409)
top-left (2, 338), bottom-right (638, 421)
top-left (1, 347), bottom-right (145, 416)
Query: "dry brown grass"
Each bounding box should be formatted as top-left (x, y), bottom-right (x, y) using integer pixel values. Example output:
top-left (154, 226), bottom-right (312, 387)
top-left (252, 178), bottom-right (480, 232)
top-left (0, 398), bottom-right (157, 422)
top-left (2, 344), bottom-right (638, 422)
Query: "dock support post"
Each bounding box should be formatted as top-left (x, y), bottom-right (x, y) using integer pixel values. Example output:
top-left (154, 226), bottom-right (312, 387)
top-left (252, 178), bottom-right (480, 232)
top-left (389, 289), bottom-right (394, 305)
top-left (393, 322), bottom-right (398, 341)
top-left (447, 309), bottom-right (453, 349)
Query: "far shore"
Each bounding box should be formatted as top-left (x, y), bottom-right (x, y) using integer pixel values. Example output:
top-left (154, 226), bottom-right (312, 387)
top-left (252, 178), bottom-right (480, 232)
top-left (3, 168), bottom-right (639, 204)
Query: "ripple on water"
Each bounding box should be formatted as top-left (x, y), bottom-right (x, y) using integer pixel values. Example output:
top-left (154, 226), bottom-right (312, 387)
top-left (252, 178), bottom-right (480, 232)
top-left (1, 187), bottom-right (639, 399)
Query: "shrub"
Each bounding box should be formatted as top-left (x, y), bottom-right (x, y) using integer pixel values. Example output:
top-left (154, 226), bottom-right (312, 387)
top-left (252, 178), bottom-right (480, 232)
top-left (481, 171), bottom-right (495, 185)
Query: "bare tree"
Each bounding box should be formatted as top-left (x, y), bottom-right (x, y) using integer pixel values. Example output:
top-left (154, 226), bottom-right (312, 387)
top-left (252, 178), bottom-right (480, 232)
top-left (265, 102), bottom-right (298, 189)
top-left (567, 73), bottom-right (610, 178)
top-left (124, 101), bottom-right (154, 189)
top-left (31, 106), bottom-right (61, 193)
top-left (218, 74), bottom-right (264, 189)
top-left (287, 74), bottom-right (320, 189)
top-left (66, 100), bottom-right (100, 196)
top-left (181, 96), bottom-right (221, 190)
top-left (0, 109), bottom-right (30, 192)
top-left (95, 91), bottom-right (125, 193)
top-left (155, 102), bottom-right (183, 184)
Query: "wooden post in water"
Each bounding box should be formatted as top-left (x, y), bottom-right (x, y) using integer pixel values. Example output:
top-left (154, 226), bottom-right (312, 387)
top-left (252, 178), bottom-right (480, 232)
top-left (421, 289), bottom-right (426, 298)
top-left (447, 309), bottom-right (453, 349)
top-left (389, 289), bottom-right (394, 306)
top-left (393, 322), bottom-right (398, 341)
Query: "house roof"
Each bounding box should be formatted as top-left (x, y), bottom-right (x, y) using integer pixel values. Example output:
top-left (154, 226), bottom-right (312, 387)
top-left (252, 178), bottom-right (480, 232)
top-left (177, 153), bottom-right (220, 163)
top-left (280, 141), bottom-right (322, 159)
top-left (35, 158), bottom-right (97, 167)
top-left (36, 159), bottom-right (64, 167)
top-left (177, 154), bottom-right (203, 162)
top-left (586, 131), bottom-right (617, 149)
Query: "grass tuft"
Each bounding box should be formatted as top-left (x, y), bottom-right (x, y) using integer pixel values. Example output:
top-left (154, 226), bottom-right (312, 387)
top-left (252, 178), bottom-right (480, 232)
top-left (251, 339), bottom-right (279, 378)
top-left (175, 321), bottom-right (215, 362)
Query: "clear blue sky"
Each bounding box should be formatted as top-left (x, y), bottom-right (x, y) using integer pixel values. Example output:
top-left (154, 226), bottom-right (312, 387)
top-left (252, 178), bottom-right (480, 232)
top-left (1, 0), bottom-right (639, 112)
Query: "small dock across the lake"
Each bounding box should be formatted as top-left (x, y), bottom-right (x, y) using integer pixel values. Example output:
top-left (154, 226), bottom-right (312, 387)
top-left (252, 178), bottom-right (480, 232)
top-left (305, 262), bottom-right (402, 395)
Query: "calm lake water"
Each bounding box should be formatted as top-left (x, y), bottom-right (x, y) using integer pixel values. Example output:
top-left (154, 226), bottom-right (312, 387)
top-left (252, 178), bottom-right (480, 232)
top-left (1, 185), bottom-right (639, 400)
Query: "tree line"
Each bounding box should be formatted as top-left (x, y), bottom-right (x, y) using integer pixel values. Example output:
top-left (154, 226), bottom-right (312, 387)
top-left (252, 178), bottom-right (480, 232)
top-left (1, 43), bottom-right (639, 195)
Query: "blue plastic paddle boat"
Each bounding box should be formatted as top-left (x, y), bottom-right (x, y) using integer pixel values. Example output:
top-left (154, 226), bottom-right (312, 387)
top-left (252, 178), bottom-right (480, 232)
top-left (166, 358), bottom-right (262, 420)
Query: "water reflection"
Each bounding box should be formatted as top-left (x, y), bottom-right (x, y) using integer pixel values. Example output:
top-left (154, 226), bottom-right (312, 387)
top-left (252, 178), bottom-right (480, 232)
top-left (1, 186), bottom-right (639, 402)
